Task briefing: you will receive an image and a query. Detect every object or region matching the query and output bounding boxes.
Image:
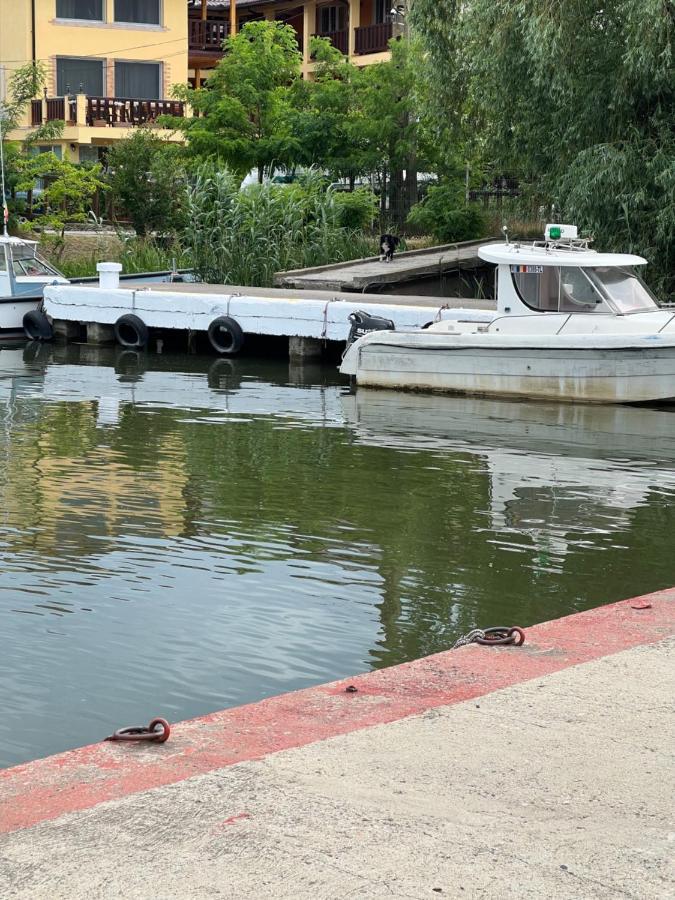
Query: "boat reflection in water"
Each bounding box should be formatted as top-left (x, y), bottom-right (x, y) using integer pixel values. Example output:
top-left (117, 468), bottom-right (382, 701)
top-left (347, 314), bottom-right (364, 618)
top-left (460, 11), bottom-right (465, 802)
top-left (341, 389), bottom-right (675, 561)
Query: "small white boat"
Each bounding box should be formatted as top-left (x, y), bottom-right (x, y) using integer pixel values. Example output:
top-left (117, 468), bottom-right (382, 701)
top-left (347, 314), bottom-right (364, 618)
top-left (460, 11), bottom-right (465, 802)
top-left (0, 233), bottom-right (68, 339)
top-left (340, 225), bottom-right (675, 404)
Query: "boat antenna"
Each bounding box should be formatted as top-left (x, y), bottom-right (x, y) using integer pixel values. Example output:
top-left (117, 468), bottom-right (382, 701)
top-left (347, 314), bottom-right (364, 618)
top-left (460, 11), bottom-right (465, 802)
top-left (0, 104), bottom-right (9, 237)
top-left (502, 224), bottom-right (509, 244)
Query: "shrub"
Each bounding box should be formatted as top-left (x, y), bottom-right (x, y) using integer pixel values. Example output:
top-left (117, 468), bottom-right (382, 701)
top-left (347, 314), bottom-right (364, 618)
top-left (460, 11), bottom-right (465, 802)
top-left (331, 189), bottom-right (378, 230)
top-left (407, 183), bottom-right (487, 243)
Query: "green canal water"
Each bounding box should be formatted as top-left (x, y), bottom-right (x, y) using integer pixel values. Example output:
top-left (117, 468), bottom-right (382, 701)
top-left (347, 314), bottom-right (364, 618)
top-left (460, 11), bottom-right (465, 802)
top-left (2, 343), bottom-right (675, 767)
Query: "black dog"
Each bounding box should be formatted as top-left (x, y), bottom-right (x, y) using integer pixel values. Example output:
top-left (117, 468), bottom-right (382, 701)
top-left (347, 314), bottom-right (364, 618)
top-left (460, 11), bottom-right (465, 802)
top-left (379, 234), bottom-right (400, 262)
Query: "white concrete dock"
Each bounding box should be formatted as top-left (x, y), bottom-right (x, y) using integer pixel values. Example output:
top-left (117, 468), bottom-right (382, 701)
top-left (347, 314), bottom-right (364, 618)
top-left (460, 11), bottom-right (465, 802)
top-left (42, 280), bottom-right (495, 356)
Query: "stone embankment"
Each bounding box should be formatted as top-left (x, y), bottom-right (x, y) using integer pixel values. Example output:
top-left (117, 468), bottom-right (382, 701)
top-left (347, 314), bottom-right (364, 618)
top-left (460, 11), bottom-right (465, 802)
top-left (1, 591), bottom-right (673, 899)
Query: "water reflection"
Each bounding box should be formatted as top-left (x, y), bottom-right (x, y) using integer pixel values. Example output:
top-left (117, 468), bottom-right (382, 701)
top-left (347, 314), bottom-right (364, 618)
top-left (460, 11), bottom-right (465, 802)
top-left (1, 344), bottom-right (674, 766)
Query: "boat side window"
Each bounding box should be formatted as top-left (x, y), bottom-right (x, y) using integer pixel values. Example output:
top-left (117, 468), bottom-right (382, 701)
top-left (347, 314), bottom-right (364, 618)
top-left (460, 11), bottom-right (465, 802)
top-left (558, 267), bottom-right (605, 311)
top-left (511, 266), bottom-right (607, 313)
top-left (0, 248), bottom-right (7, 272)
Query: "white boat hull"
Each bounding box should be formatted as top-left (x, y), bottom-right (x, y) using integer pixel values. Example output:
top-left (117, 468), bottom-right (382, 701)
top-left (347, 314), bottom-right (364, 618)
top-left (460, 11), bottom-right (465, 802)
top-left (340, 333), bottom-right (675, 404)
top-left (0, 296), bottom-right (41, 338)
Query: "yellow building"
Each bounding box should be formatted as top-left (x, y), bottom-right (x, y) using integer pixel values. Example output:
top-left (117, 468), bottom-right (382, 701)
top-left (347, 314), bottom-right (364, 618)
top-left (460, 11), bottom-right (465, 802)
top-left (0, 1), bottom-right (397, 163)
top-left (1, 0), bottom-right (189, 163)
top-left (189, 0), bottom-right (397, 86)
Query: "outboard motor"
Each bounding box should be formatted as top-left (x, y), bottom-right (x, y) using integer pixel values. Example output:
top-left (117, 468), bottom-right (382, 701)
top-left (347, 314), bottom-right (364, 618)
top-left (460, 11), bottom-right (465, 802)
top-left (346, 310), bottom-right (395, 346)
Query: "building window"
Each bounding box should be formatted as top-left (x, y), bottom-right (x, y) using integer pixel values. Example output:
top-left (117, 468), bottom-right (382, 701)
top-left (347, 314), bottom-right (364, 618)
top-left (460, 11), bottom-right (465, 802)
top-left (56, 0), bottom-right (104, 20)
top-left (115, 62), bottom-right (161, 99)
top-left (319, 6), bottom-right (347, 33)
top-left (56, 58), bottom-right (105, 96)
top-left (78, 145), bottom-right (105, 165)
top-left (114, 0), bottom-right (161, 25)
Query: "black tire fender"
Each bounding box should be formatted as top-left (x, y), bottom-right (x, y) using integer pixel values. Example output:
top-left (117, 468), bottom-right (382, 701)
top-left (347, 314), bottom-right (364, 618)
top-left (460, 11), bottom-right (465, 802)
top-left (208, 316), bottom-right (244, 355)
top-left (23, 309), bottom-right (53, 342)
top-left (114, 314), bottom-right (149, 349)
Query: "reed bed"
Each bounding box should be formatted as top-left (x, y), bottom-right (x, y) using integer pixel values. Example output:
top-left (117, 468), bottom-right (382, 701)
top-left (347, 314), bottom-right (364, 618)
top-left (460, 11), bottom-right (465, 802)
top-left (184, 169), bottom-right (374, 287)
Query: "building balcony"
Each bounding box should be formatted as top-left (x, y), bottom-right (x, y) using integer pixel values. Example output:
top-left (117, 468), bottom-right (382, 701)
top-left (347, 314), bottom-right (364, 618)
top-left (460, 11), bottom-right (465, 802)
top-left (188, 18), bottom-right (228, 54)
top-left (31, 96), bottom-right (186, 129)
top-left (354, 21), bottom-right (393, 55)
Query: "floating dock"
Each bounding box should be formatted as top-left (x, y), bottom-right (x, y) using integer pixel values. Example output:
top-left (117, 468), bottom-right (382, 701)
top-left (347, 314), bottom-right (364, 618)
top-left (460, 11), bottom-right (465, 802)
top-left (1, 591), bottom-right (673, 898)
top-left (43, 279), bottom-right (495, 358)
top-left (275, 239), bottom-right (488, 293)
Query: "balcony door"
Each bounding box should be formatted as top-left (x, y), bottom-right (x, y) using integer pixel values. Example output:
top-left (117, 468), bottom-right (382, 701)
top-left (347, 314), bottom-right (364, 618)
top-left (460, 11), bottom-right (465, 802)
top-left (318, 5), bottom-right (347, 34)
top-left (56, 58), bottom-right (105, 96)
top-left (375, 0), bottom-right (389, 23)
top-left (115, 62), bottom-right (161, 99)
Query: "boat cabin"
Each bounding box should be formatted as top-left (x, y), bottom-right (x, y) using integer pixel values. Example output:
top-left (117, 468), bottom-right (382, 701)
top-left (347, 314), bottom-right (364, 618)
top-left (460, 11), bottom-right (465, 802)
top-left (0, 236), bottom-right (67, 300)
top-left (479, 226), bottom-right (659, 318)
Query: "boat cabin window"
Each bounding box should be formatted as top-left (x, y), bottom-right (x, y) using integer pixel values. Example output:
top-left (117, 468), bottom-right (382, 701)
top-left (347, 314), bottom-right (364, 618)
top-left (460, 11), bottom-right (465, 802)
top-left (588, 267), bottom-right (657, 314)
top-left (511, 265), bottom-right (608, 313)
top-left (10, 246), bottom-right (61, 278)
top-left (0, 247), bottom-right (7, 272)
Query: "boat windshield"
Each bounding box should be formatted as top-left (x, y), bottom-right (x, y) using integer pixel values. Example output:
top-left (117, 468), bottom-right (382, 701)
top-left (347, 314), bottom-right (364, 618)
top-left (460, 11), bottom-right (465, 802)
top-left (10, 244), bottom-right (61, 278)
top-left (588, 267), bottom-right (658, 314)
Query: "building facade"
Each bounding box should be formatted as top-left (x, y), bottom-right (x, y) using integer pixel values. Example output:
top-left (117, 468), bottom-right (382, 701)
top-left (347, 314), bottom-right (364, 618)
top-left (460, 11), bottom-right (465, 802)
top-left (188, 0), bottom-right (396, 86)
top-left (0, 1), bottom-right (396, 162)
top-left (1, 0), bottom-right (189, 163)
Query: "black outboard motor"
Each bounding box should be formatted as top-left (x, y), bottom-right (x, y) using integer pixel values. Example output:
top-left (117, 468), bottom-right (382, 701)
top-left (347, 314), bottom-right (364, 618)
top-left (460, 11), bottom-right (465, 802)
top-left (347, 310), bottom-right (395, 346)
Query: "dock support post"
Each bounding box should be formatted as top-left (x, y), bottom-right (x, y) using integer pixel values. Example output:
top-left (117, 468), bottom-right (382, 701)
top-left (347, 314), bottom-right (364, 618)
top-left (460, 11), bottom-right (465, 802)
top-left (86, 322), bottom-right (115, 345)
top-left (52, 320), bottom-right (81, 342)
top-left (288, 336), bottom-right (323, 361)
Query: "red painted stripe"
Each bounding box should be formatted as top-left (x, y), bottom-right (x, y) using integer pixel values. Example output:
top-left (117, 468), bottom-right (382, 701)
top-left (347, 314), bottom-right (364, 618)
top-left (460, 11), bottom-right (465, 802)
top-left (1, 590), bottom-right (673, 834)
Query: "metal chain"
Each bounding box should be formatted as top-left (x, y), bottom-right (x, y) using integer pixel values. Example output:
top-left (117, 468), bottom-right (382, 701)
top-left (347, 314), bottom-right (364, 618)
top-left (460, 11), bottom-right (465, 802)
top-left (453, 626), bottom-right (525, 649)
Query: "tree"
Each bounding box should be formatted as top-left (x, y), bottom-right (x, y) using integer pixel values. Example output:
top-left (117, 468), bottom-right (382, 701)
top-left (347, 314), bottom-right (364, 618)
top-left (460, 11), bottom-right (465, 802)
top-left (289, 38), bottom-right (376, 186)
top-left (107, 129), bottom-right (186, 236)
top-left (12, 152), bottom-right (106, 257)
top-left (410, 0), bottom-right (675, 295)
top-left (171, 20), bottom-right (302, 182)
top-left (357, 38), bottom-right (424, 227)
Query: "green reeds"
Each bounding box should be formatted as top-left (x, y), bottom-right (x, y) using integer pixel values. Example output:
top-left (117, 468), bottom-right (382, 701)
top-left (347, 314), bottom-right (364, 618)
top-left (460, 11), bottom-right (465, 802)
top-left (183, 168), bottom-right (374, 287)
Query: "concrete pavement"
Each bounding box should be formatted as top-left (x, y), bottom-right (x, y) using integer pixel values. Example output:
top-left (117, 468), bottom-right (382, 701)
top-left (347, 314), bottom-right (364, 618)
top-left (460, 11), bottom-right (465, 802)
top-left (1, 595), bottom-right (673, 899)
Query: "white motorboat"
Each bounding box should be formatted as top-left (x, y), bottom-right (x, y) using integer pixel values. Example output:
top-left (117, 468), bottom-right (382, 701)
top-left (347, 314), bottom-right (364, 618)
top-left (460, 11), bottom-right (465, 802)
top-left (340, 225), bottom-right (675, 404)
top-left (0, 233), bottom-right (68, 339)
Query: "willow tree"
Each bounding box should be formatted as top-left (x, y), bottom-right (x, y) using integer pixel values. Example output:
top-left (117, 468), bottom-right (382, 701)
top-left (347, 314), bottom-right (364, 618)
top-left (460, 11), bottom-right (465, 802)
top-left (411, 0), bottom-right (674, 294)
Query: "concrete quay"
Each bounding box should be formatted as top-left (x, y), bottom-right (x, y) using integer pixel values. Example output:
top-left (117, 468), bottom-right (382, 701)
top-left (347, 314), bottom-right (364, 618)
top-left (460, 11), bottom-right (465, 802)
top-left (1, 591), bottom-right (673, 899)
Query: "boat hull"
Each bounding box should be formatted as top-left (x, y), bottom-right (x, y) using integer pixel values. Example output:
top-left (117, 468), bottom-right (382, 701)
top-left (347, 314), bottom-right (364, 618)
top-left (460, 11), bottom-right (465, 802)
top-left (0, 295), bottom-right (41, 339)
top-left (340, 334), bottom-right (675, 404)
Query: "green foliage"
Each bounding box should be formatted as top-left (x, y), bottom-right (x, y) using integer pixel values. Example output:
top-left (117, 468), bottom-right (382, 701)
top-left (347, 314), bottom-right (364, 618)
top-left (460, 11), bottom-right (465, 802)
top-left (331, 189), bottom-right (378, 230)
top-left (1, 63), bottom-right (48, 132)
top-left (171, 21), bottom-right (302, 180)
top-left (51, 236), bottom-right (190, 278)
top-left (410, 0), bottom-right (675, 295)
top-left (14, 153), bottom-right (107, 239)
top-left (407, 183), bottom-right (486, 242)
top-left (183, 167), bottom-right (373, 286)
top-left (107, 129), bottom-right (186, 236)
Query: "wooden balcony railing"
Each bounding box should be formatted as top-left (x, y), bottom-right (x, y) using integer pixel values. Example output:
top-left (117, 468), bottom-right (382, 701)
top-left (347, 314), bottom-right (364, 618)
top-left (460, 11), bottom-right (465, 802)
top-left (354, 21), bottom-right (393, 55)
top-left (189, 18), bottom-right (228, 51)
top-left (32, 96), bottom-right (77, 124)
top-left (312, 29), bottom-right (349, 55)
top-left (33, 96), bottom-right (185, 128)
top-left (46, 97), bottom-right (65, 121)
top-left (87, 97), bottom-right (185, 127)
